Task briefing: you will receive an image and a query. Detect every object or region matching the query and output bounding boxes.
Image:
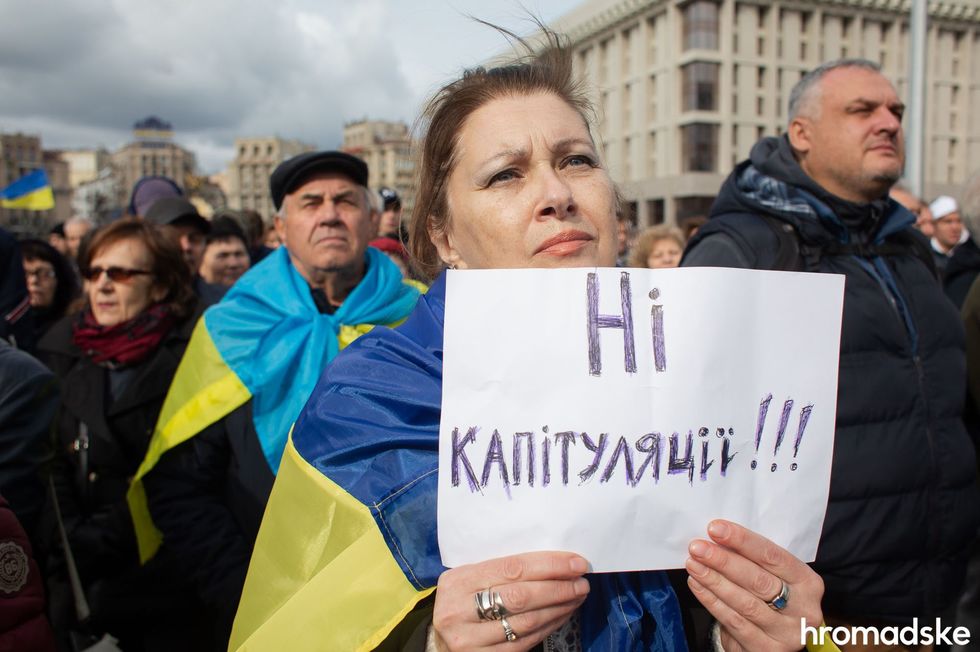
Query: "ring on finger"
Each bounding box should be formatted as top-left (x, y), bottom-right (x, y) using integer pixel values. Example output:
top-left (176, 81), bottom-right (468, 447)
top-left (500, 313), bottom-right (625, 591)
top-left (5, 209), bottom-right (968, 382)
top-left (501, 616), bottom-right (518, 642)
top-left (766, 579), bottom-right (790, 611)
top-left (475, 588), bottom-right (496, 621)
top-left (491, 590), bottom-right (510, 619)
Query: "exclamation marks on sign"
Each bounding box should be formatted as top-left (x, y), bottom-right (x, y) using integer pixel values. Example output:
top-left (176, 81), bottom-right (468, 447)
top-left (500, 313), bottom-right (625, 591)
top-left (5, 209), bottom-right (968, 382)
top-left (751, 393), bottom-right (813, 471)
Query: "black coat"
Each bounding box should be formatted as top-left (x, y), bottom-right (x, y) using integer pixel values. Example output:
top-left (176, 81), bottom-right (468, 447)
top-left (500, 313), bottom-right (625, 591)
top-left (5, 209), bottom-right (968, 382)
top-left (143, 400), bottom-right (274, 644)
top-left (36, 308), bottom-right (214, 650)
top-left (683, 136), bottom-right (980, 623)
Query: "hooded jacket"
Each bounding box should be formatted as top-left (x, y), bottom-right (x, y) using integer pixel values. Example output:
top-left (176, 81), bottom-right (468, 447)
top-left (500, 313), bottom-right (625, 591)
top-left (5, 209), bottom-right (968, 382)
top-left (683, 136), bottom-right (979, 623)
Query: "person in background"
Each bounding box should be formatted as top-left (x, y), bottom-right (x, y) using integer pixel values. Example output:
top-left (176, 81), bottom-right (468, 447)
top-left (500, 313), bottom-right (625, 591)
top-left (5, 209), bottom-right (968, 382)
top-left (143, 197), bottom-right (225, 306)
top-left (127, 176), bottom-right (182, 218)
top-left (682, 58), bottom-right (978, 641)
top-left (930, 194), bottom-right (966, 275)
top-left (369, 236), bottom-right (411, 277)
top-left (0, 228), bottom-right (35, 351)
top-left (630, 224), bottom-right (685, 269)
top-left (890, 184), bottom-right (935, 238)
top-left (0, 493), bottom-right (56, 652)
top-left (263, 222), bottom-right (281, 249)
top-left (681, 215), bottom-right (707, 243)
top-left (0, 339), bottom-right (58, 539)
top-left (48, 223), bottom-right (69, 257)
top-left (63, 217), bottom-right (95, 262)
top-left (943, 176), bottom-right (980, 309)
top-left (37, 219), bottom-right (208, 651)
top-left (130, 151), bottom-right (423, 648)
top-left (377, 187), bottom-right (405, 241)
top-left (239, 209), bottom-right (274, 263)
top-left (198, 217), bottom-right (251, 287)
top-left (20, 239), bottom-right (79, 340)
top-left (615, 212), bottom-right (633, 266)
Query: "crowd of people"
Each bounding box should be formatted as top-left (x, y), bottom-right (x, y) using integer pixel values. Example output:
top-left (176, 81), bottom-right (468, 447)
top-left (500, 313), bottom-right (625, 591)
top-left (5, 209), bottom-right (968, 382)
top-left (2, 23), bottom-right (980, 652)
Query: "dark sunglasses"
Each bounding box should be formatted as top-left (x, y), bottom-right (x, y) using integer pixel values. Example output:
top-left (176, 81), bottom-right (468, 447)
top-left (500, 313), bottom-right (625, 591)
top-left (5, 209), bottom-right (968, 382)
top-left (82, 266), bottom-right (152, 282)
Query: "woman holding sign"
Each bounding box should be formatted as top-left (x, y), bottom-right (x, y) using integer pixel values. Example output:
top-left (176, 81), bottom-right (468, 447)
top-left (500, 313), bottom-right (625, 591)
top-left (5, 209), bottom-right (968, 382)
top-left (231, 27), bottom-right (828, 652)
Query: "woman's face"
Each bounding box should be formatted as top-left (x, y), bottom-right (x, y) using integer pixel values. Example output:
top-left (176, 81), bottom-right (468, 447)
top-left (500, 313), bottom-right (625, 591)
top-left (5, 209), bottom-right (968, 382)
top-left (85, 238), bottom-right (164, 327)
top-left (23, 258), bottom-right (57, 308)
top-left (646, 238), bottom-right (683, 269)
top-left (433, 92), bottom-right (618, 270)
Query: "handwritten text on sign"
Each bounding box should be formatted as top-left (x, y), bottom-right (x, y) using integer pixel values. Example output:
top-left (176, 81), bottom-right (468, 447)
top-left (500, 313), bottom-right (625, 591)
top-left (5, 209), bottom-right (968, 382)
top-left (437, 267), bottom-right (844, 572)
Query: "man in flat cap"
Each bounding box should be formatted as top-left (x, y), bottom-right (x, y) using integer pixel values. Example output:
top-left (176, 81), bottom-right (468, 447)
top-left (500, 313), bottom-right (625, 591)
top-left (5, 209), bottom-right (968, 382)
top-left (129, 151), bottom-right (423, 646)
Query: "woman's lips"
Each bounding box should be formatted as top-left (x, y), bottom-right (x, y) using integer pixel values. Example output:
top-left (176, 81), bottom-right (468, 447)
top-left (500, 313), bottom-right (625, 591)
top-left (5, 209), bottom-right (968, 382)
top-left (535, 230), bottom-right (594, 256)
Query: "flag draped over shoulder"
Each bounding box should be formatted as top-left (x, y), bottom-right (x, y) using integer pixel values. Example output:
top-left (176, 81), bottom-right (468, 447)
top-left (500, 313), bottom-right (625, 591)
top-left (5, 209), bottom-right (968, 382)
top-left (230, 273), bottom-right (689, 652)
top-left (0, 170), bottom-right (54, 210)
top-left (127, 246), bottom-right (422, 562)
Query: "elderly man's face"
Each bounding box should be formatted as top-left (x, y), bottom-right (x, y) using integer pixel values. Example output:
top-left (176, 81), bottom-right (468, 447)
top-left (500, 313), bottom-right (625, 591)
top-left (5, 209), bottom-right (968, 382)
top-left (275, 172), bottom-right (379, 281)
top-left (792, 67), bottom-right (905, 203)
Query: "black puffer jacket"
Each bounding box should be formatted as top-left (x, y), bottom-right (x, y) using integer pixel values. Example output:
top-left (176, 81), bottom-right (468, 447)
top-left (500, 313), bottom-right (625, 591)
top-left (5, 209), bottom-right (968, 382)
top-left (683, 136), bottom-right (979, 623)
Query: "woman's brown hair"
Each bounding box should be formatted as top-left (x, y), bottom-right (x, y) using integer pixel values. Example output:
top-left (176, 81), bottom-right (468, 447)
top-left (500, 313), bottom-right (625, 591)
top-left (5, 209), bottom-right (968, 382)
top-left (408, 24), bottom-right (600, 280)
top-left (77, 218), bottom-right (195, 319)
top-left (629, 225), bottom-right (686, 269)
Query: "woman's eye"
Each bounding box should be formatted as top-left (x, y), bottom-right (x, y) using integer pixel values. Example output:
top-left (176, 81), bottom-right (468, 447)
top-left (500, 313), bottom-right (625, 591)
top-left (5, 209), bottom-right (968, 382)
top-left (489, 169), bottom-right (518, 185)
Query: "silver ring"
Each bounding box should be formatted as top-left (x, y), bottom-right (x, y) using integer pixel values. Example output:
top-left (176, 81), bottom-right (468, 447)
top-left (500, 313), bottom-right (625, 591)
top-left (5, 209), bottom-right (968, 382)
top-left (492, 590), bottom-right (510, 619)
top-left (501, 616), bottom-right (518, 642)
top-left (475, 588), bottom-right (495, 621)
top-left (766, 580), bottom-right (790, 611)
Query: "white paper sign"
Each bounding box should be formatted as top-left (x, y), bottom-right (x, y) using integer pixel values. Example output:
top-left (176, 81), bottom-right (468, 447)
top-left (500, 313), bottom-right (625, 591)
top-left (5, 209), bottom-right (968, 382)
top-left (437, 267), bottom-right (844, 572)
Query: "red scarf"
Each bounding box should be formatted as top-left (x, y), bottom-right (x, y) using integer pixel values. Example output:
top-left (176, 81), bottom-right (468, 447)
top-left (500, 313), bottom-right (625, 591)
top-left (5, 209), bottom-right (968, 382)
top-left (72, 303), bottom-right (176, 367)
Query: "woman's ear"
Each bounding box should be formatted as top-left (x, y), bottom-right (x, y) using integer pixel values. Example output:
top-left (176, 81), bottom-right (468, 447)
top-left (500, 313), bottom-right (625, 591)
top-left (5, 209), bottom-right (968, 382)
top-left (429, 219), bottom-right (464, 269)
top-left (150, 283), bottom-right (168, 304)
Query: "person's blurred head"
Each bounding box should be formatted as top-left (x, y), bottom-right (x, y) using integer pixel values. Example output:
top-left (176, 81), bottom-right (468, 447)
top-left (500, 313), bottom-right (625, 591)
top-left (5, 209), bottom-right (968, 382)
top-left (410, 28), bottom-right (616, 279)
top-left (199, 217), bottom-right (251, 287)
top-left (370, 237), bottom-right (410, 277)
top-left (20, 239), bottom-right (77, 317)
top-left (890, 185), bottom-right (934, 237)
top-left (64, 216), bottom-right (95, 260)
top-left (630, 225), bottom-right (685, 269)
top-left (48, 222), bottom-right (69, 256)
top-left (144, 197), bottom-right (211, 275)
top-left (960, 173), bottom-right (980, 243)
top-left (378, 187), bottom-right (403, 239)
top-left (78, 219), bottom-right (193, 327)
top-left (616, 215), bottom-right (633, 257)
top-left (270, 151), bottom-right (378, 285)
top-left (930, 195), bottom-right (964, 252)
top-left (128, 176), bottom-right (183, 217)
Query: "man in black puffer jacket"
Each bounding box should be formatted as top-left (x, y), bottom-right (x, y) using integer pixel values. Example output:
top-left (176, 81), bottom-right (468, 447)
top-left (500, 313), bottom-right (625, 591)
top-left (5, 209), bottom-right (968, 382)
top-left (683, 59), bottom-right (979, 629)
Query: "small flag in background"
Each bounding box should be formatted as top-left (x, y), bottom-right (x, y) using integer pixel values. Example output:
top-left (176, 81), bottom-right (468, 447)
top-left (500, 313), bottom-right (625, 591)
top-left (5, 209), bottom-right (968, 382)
top-left (0, 169), bottom-right (55, 210)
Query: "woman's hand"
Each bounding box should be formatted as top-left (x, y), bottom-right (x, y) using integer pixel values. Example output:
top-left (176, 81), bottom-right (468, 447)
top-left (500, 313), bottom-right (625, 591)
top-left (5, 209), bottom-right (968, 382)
top-left (432, 551), bottom-right (590, 651)
top-left (686, 520), bottom-right (824, 652)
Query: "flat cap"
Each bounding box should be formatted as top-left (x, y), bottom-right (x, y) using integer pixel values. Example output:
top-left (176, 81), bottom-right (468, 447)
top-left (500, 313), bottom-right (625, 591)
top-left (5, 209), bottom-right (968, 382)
top-left (270, 151), bottom-right (368, 210)
top-left (144, 197), bottom-right (210, 234)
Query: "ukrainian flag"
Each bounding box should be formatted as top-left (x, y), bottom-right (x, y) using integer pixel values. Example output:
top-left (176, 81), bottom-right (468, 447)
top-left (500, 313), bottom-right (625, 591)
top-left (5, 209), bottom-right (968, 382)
top-left (127, 246), bottom-right (423, 563)
top-left (0, 169), bottom-right (55, 210)
top-left (231, 274), bottom-right (689, 652)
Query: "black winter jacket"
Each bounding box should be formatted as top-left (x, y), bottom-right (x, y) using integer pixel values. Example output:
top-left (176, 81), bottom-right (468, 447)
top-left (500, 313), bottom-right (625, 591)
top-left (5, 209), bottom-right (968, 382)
top-left (683, 136), bottom-right (979, 623)
top-left (37, 308), bottom-right (214, 650)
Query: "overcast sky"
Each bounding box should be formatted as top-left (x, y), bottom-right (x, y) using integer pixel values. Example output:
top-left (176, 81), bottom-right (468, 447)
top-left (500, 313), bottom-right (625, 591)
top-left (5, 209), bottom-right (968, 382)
top-left (0, 0), bottom-right (584, 173)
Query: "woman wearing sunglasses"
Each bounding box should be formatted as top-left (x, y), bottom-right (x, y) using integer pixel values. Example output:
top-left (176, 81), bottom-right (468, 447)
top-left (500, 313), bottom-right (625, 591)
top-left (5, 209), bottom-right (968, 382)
top-left (37, 219), bottom-right (210, 651)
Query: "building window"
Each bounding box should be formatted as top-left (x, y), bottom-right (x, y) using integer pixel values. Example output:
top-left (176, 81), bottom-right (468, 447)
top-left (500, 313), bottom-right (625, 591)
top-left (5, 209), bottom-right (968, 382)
top-left (675, 196), bottom-right (715, 221)
top-left (681, 123), bottom-right (719, 172)
top-left (682, 62), bottom-right (719, 111)
top-left (683, 1), bottom-right (719, 51)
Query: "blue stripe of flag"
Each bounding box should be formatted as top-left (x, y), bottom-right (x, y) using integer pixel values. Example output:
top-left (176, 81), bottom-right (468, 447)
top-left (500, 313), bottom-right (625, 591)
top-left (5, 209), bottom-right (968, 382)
top-left (0, 170), bottom-right (50, 200)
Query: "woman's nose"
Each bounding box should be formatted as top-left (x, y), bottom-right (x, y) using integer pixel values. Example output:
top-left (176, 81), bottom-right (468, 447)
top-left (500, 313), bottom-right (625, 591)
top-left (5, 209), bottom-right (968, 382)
top-left (534, 168), bottom-right (576, 221)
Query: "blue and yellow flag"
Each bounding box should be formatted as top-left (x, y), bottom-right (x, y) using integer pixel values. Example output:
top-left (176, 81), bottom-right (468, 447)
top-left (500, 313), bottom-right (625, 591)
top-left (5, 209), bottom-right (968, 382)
top-left (127, 246), bottom-right (423, 562)
top-left (231, 273), bottom-right (688, 652)
top-left (0, 169), bottom-right (55, 210)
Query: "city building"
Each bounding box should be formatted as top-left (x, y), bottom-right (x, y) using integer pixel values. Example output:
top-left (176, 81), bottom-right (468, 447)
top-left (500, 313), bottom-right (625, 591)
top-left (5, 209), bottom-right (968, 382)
top-left (43, 151), bottom-right (72, 226)
top-left (111, 116), bottom-right (196, 210)
top-left (551, 0), bottom-right (980, 228)
top-left (341, 120), bottom-right (416, 222)
top-left (227, 137), bottom-right (315, 218)
top-left (60, 148), bottom-right (111, 190)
